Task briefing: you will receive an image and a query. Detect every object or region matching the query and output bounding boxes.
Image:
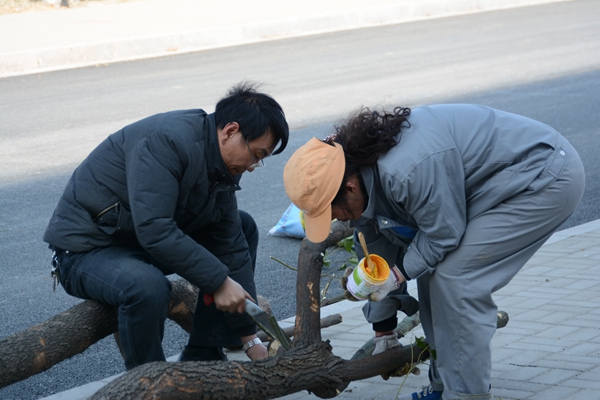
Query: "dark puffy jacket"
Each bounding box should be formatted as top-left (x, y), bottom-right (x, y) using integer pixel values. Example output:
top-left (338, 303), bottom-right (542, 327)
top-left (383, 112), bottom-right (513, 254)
top-left (44, 110), bottom-right (254, 297)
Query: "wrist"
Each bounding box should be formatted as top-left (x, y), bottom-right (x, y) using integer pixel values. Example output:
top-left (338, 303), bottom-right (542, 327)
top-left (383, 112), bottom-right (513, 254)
top-left (242, 337), bottom-right (263, 353)
top-left (375, 331), bottom-right (394, 338)
top-left (392, 265), bottom-right (409, 282)
top-left (390, 265), bottom-right (405, 283)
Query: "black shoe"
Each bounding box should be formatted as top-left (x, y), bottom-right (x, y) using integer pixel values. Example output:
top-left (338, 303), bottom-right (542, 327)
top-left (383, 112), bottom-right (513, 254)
top-left (178, 345), bottom-right (228, 361)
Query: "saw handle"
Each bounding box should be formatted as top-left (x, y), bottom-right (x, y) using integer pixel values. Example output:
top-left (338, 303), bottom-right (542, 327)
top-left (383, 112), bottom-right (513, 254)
top-left (203, 293), bottom-right (215, 306)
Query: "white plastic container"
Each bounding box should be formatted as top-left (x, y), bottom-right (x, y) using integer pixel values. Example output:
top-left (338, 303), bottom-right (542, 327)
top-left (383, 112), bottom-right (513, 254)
top-left (346, 254), bottom-right (390, 300)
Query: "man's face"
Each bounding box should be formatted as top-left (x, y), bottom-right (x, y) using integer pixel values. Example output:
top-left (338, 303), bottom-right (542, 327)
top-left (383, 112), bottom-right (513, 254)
top-left (218, 122), bottom-right (275, 176)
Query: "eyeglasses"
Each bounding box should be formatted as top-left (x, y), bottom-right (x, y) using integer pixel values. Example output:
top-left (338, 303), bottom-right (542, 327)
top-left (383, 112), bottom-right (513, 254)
top-left (245, 139), bottom-right (265, 169)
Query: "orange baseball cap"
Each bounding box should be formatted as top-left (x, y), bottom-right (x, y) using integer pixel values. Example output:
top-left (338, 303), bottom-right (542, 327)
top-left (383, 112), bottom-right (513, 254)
top-left (283, 138), bottom-right (345, 243)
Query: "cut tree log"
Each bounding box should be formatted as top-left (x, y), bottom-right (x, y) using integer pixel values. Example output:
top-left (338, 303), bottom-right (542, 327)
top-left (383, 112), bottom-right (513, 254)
top-left (335, 310), bottom-right (509, 392)
top-left (90, 222), bottom-right (432, 399)
top-left (90, 341), bottom-right (429, 400)
top-left (0, 298), bottom-right (118, 390)
top-left (0, 278), bottom-right (340, 389)
top-left (0, 279), bottom-right (197, 389)
top-left (348, 310), bottom-right (509, 364)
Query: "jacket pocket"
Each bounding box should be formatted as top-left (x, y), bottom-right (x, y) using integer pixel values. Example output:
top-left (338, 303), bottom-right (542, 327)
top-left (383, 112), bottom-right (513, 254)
top-left (94, 201), bottom-right (133, 235)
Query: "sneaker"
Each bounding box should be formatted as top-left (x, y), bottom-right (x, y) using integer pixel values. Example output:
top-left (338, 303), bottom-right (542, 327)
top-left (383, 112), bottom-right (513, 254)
top-left (399, 386), bottom-right (442, 400)
top-left (178, 345), bottom-right (228, 361)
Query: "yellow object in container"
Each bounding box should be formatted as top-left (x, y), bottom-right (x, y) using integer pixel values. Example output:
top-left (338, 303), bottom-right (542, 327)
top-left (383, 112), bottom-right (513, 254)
top-left (368, 256), bottom-right (379, 278)
top-left (346, 254), bottom-right (390, 300)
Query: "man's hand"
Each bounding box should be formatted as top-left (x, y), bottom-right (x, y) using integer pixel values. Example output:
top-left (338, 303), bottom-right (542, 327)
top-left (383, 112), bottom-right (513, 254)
top-left (213, 277), bottom-right (253, 313)
top-left (368, 265), bottom-right (406, 301)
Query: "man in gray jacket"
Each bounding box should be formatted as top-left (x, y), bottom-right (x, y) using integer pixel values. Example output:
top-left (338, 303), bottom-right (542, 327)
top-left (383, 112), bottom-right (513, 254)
top-left (44, 82), bottom-right (289, 369)
top-left (284, 104), bottom-right (585, 400)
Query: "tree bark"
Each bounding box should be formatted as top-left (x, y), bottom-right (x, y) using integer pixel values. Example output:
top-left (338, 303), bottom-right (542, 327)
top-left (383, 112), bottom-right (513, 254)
top-left (293, 222), bottom-right (354, 347)
top-left (0, 299), bottom-right (118, 389)
top-left (91, 341), bottom-right (429, 400)
top-left (93, 221), bottom-right (429, 400)
top-left (0, 279), bottom-right (199, 389)
top-left (0, 278), bottom-right (341, 389)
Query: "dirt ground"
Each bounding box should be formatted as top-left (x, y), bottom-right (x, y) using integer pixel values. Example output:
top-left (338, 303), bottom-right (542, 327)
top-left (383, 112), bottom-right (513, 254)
top-left (0, 0), bottom-right (140, 15)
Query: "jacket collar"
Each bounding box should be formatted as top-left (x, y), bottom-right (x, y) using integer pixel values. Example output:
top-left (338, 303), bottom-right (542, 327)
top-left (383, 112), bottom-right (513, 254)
top-left (359, 166), bottom-right (378, 221)
top-left (356, 164), bottom-right (417, 234)
top-left (204, 113), bottom-right (240, 186)
top-left (347, 166), bottom-right (377, 228)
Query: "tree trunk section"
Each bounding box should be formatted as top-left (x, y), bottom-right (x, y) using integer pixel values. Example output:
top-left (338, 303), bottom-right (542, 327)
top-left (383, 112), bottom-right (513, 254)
top-left (93, 221), bottom-right (413, 400)
top-left (91, 341), bottom-right (429, 400)
top-left (0, 300), bottom-right (117, 389)
top-left (0, 279), bottom-right (198, 389)
top-left (294, 222), bottom-right (354, 347)
top-left (0, 276), bottom-right (341, 389)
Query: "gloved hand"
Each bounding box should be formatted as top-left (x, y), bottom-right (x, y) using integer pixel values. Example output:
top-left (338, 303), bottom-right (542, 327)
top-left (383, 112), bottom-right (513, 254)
top-left (373, 333), bottom-right (400, 355)
top-left (368, 265), bottom-right (406, 302)
top-left (340, 266), bottom-right (361, 301)
top-left (372, 333), bottom-right (421, 380)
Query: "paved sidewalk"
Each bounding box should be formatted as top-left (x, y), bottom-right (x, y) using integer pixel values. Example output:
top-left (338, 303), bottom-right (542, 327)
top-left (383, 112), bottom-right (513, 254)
top-left (0, 0), bottom-right (565, 77)
top-left (42, 218), bottom-right (600, 400)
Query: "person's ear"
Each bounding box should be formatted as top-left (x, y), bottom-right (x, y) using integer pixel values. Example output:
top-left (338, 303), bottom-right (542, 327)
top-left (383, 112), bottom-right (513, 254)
top-left (346, 180), bottom-right (358, 194)
top-left (345, 175), bottom-right (362, 195)
top-left (220, 122), bottom-right (240, 144)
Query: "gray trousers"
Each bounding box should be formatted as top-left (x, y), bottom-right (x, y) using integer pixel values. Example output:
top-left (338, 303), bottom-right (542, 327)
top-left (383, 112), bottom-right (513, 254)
top-left (419, 141), bottom-right (585, 399)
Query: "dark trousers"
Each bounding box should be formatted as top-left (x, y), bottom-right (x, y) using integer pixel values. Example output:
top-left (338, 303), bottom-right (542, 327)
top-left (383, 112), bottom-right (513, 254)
top-left (57, 210), bottom-right (258, 370)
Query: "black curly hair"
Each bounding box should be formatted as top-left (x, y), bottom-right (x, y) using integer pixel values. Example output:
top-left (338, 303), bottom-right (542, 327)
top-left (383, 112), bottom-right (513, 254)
top-left (328, 106), bottom-right (411, 211)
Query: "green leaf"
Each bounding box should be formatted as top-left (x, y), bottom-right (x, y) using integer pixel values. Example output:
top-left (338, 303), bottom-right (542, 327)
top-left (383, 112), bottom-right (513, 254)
top-left (338, 236), bottom-right (354, 253)
top-left (347, 254), bottom-right (358, 266)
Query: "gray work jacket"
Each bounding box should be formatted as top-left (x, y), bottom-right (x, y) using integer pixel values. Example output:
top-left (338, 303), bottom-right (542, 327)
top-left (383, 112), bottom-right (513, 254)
top-left (354, 104), bottom-right (569, 280)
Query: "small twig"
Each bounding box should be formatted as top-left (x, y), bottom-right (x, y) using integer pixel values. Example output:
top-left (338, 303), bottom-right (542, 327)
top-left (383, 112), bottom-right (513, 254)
top-left (270, 256), bottom-right (297, 271)
top-left (322, 244), bottom-right (345, 259)
top-left (320, 277), bottom-right (333, 302)
top-left (320, 293), bottom-right (350, 307)
top-left (270, 256), bottom-right (342, 280)
top-left (320, 272), bottom-right (341, 280)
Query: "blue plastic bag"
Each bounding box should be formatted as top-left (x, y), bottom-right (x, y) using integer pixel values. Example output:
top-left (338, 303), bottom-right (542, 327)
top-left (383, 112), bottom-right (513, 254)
top-left (268, 203), bottom-right (306, 239)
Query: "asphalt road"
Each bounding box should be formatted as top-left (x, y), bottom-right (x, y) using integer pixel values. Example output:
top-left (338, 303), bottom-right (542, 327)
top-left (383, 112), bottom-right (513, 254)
top-left (1, 1), bottom-right (599, 398)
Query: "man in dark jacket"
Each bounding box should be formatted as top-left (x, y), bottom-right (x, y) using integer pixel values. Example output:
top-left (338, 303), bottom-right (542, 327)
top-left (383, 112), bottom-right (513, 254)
top-left (44, 82), bottom-right (289, 369)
